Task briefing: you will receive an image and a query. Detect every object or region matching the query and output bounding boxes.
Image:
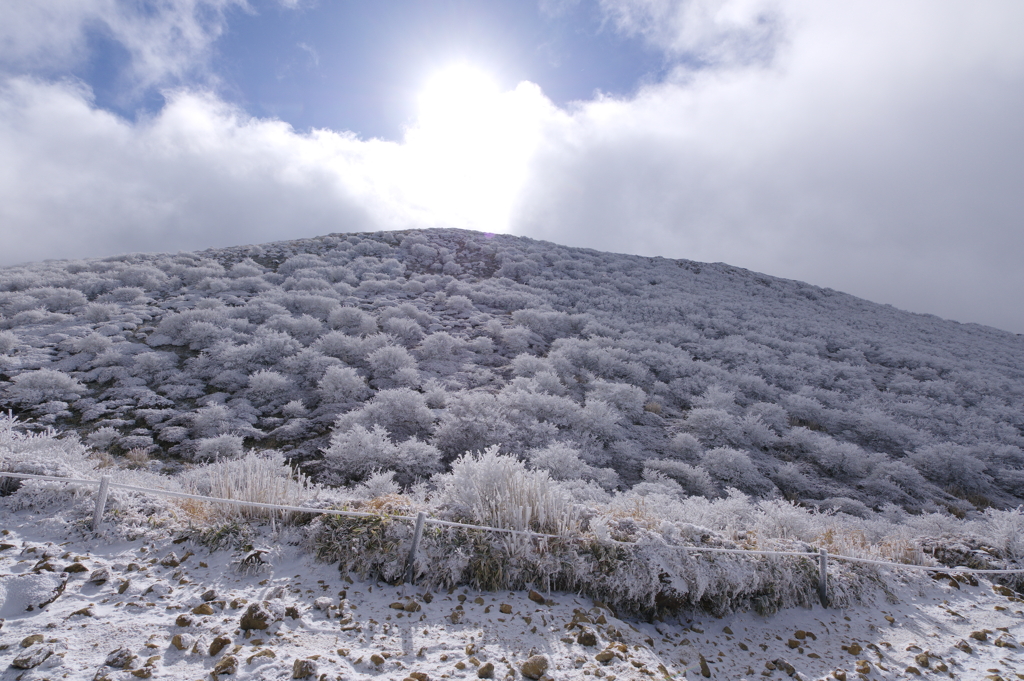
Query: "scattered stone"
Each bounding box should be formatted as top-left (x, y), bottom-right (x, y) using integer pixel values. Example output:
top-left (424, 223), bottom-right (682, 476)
top-left (314, 597), bottom-right (333, 611)
top-left (832, 671), bottom-right (847, 681)
top-left (772, 659), bottom-right (795, 675)
top-left (787, 639), bottom-right (801, 649)
top-left (213, 655), bottom-right (238, 675)
top-left (408, 673), bottom-right (429, 681)
top-left (171, 634), bottom-right (194, 651)
top-left (723, 626), bottom-right (733, 635)
top-left (192, 603), bottom-right (215, 615)
top-left (130, 668), bottom-right (153, 678)
top-left (63, 562), bottom-right (88, 573)
top-left (994, 585), bottom-right (1016, 597)
top-left (500, 603), bottom-right (512, 614)
top-left (884, 615), bottom-right (895, 624)
top-left (370, 653), bottom-right (386, 666)
top-left (994, 635), bottom-right (1018, 649)
top-left (698, 654), bottom-right (712, 678)
top-left (390, 601), bottom-right (406, 610)
top-left (577, 629), bottom-right (598, 647)
top-left (528, 590), bottom-right (545, 604)
top-left (160, 553), bottom-right (180, 568)
top-left (21, 634), bottom-right (44, 647)
top-left (12, 645), bottom-right (52, 669)
top-left (209, 636), bottom-right (232, 656)
top-left (247, 649), bottom-right (276, 664)
top-left (970, 630), bottom-right (989, 642)
top-left (118, 579), bottom-right (131, 594)
top-left (87, 567), bottom-right (112, 585)
top-left (105, 647), bottom-right (137, 669)
top-left (477, 661), bottom-right (495, 678)
top-left (175, 614), bottom-right (192, 627)
top-left (854, 660), bottom-right (871, 674)
top-left (240, 602), bottom-right (274, 630)
top-left (905, 667), bottom-right (921, 675)
top-left (405, 600), bottom-right (422, 612)
top-left (844, 643), bottom-right (862, 656)
top-left (954, 639), bottom-right (973, 654)
top-left (70, 606), bottom-right (93, 617)
top-left (915, 653), bottom-right (930, 668)
top-left (595, 650), bottom-right (615, 663)
top-left (201, 589), bottom-right (217, 601)
top-left (292, 658), bottom-right (318, 678)
top-left (521, 654), bottom-right (549, 679)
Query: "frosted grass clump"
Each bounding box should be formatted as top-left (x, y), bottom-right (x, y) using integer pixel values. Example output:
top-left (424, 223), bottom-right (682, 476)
top-left (179, 450), bottom-right (317, 521)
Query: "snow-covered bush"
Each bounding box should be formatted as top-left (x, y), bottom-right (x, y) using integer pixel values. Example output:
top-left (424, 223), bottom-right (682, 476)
top-left (192, 434), bottom-right (245, 461)
top-left (321, 423), bottom-right (442, 486)
top-left (700, 447), bottom-right (774, 496)
top-left (528, 441), bottom-right (619, 489)
top-left (3, 369), bottom-right (87, 406)
top-left (317, 365), bottom-right (371, 404)
top-left (333, 388), bottom-right (435, 441)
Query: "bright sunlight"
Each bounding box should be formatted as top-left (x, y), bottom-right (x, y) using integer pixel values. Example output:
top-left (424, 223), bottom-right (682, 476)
top-left (399, 64), bottom-right (551, 233)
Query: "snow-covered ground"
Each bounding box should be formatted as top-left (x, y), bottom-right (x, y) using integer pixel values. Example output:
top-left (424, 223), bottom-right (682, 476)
top-left (3, 514), bottom-right (1023, 681)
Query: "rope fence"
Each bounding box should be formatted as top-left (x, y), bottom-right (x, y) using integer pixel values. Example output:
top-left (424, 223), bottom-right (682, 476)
top-left (3, 470), bottom-right (1024, 606)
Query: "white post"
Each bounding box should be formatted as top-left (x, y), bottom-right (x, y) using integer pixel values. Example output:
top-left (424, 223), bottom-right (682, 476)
top-left (818, 548), bottom-right (829, 607)
top-left (93, 475), bottom-right (111, 532)
top-left (406, 512), bottom-right (426, 584)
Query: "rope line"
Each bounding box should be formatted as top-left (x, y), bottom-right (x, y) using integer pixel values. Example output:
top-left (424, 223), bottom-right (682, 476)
top-left (3, 470), bottom-right (1024, 575)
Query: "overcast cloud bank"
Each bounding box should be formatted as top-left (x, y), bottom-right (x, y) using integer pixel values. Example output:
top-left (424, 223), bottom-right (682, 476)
top-left (1, 1), bottom-right (1023, 332)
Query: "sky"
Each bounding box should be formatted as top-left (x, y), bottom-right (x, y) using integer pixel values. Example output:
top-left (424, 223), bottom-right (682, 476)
top-left (1, 1), bottom-right (1023, 334)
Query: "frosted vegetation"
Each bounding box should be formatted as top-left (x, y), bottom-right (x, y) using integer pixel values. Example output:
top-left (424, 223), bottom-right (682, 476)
top-left (2, 228), bottom-right (1024, 610)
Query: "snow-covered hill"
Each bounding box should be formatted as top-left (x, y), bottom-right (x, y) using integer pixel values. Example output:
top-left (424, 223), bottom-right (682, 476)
top-left (2, 228), bottom-right (1023, 513)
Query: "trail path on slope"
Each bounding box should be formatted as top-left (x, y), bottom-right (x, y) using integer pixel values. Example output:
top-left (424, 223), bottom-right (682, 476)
top-left (1, 515), bottom-right (1023, 680)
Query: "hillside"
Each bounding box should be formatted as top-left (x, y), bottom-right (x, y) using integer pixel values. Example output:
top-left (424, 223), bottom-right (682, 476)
top-left (2, 228), bottom-right (1023, 515)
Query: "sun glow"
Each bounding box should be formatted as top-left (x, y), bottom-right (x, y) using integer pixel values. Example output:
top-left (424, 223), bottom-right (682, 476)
top-left (399, 64), bottom-right (548, 232)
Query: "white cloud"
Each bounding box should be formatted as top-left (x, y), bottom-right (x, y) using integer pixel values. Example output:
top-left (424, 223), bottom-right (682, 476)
top-left (1, 1), bottom-right (1024, 334)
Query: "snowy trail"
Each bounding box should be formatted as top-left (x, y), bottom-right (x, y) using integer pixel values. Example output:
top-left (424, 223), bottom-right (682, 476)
top-left (2, 518), bottom-right (1024, 681)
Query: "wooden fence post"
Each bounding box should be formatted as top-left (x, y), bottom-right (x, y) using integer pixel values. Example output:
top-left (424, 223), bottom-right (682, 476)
top-left (818, 548), bottom-right (829, 607)
top-left (93, 475), bottom-right (111, 532)
top-left (406, 511), bottom-right (426, 584)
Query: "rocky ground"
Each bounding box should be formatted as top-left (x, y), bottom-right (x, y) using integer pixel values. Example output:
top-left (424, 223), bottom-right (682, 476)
top-left (2, 513), bottom-right (1024, 681)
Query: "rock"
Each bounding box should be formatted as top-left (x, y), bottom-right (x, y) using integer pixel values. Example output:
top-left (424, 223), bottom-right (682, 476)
top-left (390, 601), bottom-right (406, 610)
top-left (969, 630), bottom-right (989, 641)
top-left (845, 642), bottom-right (862, 655)
top-left (70, 606), bottom-right (93, 617)
top-left (408, 673), bottom-right (430, 681)
top-left (247, 649), bottom-right (276, 664)
top-left (105, 647), bottom-right (137, 669)
top-left (130, 670), bottom-right (152, 679)
top-left (12, 646), bottom-right (52, 669)
top-left (405, 600), bottom-right (421, 612)
top-left (292, 658), bottom-right (318, 678)
top-left (905, 666), bottom-right (921, 675)
top-left (699, 654), bottom-right (712, 678)
top-left (477, 661), bottom-right (495, 678)
top-left (192, 603), bottom-right (214, 615)
top-left (794, 630), bottom-right (807, 640)
top-left (201, 589), bottom-right (217, 601)
top-left (854, 660), bottom-right (871, 674)
top-left (500, 603), bottom-right (512, 614)
top-left (595, 650), bottom-right (615, 663)
top-left (528, 590), bottom-right (545, 604)
top-left (994, 635), bottom-right (1017, 649)
top-left (21, 634), bottom-right (44, 647)
top-left (213, 655), bottom-right (238, 675)
top-left (240, 602), bottom-right (274, 630)
top-left (87, 567), bottom-right (112, 584)
top-left (577, 629), bottom-right (598, 647)
top-left (521, 654), bottom-right (549, 679)
top-left (914, 653), bottom-right (930, 667)
top-left (954, 639), bottom-right (973, 654)
top-left (175, 614), bottom-right (192, 627)
top-left (787, 639), bottom-right (801, 649)
top-left (171, 634), bottom-right (193, 651)
top-left (772, 659), bottom-right (795, 675)
top-left (209, 636), bottom-right (232, 656)
top-left (160, 553), bottom-right (180, 568)
top-left (884, 615), bottom-right (895, 623)
top-left (993, 584), bottom-right (1015, 597)
top-left (118, 579), bottom-right (131, 594)
top-left (723, 626), bottom-right (733, 635)
top-left (285, 604), bottom-right (301, 619)
top-left (832, 671), bottom-right (847, 681)
top-left (314, 597), bottom-right (333, 611)
top-left (370, 653), bottom-right (386, 666)
top-left (63, 562), bottom-right (88, 573)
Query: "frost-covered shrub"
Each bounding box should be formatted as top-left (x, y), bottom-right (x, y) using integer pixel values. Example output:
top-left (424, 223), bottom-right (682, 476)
top-left (247, 370), bottom-right (295, 406)
top-left (318, 366), bottom-right (371, 404)
top-left (333, 388), bottom-right (434, 441)
top-left (644, 459), bottom-right (716, 497)
top-left (321, 424), bottom-right (441, 486)
top-left (528, 441), bottom-right (618, 489)
top-left (860, 461), bottom-right (931, 506)
top-left (4, 369), bottom-right (87, 406)
top-left (684, 408), bottom-right (745, 448)
top-left (700, 447), bottom-right (774, 496)
top-left (381, 316), bottom-right (424, 347)
top-left (181, 450), bottom-right (316, 520)
top-left (908, 443), bottom-right (992, 497)
top-left (367, 345), bottom-right (418, 381)
top-left (587, 380), bottom-right (646, 421)
top-left (0, 330), bottom-right (17, 355)
top-left (327, 306), bottom-right (377, 336)
top-left (192, 434), bottom-right (245, 461)
top-left (432, 447), bottom-right (578, 534)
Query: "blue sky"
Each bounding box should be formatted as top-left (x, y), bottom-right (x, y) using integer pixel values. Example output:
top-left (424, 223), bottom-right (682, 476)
top-left (2, 1), bottom-right (1024, 334)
